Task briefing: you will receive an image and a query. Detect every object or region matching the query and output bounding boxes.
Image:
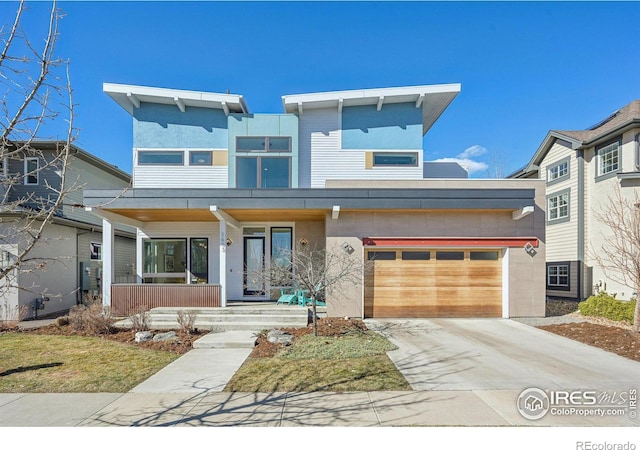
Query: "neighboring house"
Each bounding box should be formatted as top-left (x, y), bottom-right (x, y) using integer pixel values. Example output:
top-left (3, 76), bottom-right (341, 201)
top-left (0, 142), bottom-right (136, 318)
top-left (511, 100), bottom-right (640, 301)
top-left (84, 82), bottom-right (546, 319)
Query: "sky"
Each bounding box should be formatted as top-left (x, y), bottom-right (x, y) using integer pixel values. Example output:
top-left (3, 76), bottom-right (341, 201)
top-left (3, 1), bottom-right (640, 178)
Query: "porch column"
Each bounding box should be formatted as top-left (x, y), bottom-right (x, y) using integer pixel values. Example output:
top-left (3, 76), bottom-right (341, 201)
top-left (102, 218), bottom-right (114, 308)
top-left (136, 228), bottom-right (143, 283)
top-left (219, 220), bottom-right (227, 307)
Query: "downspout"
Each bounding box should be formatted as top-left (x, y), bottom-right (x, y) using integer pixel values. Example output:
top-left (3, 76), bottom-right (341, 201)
top-left (577, 149), bottom-right (585, 301)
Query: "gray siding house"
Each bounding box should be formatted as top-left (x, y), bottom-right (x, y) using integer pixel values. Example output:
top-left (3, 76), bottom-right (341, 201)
top-left (0, 142), bottom-right (135, 318)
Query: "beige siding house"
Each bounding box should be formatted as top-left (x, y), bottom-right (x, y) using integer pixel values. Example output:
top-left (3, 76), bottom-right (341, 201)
top-left (512, 100), bottom-right (640, 301)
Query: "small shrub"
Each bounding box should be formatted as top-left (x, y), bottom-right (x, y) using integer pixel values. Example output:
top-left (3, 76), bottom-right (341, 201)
top-left (55, 315), bottom-right (70, 327)
top-left (176, 309), bottom-right (197, 334)
top-left (69, 303), bottom-right (113, 335)
top-left (129, 306), bottom-right (150, 332)
top-left (578, 292), bottom-right (636, 324)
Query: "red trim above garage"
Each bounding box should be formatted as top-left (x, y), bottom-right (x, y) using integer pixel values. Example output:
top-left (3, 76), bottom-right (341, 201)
top-left (362, 237), bottom-right (539, 247)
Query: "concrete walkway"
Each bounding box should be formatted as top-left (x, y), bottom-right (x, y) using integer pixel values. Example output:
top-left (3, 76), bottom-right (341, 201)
top-left (1, 319), bottom-right (639, 427)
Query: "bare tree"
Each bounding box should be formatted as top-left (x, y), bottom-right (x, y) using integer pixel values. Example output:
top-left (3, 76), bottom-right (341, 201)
top-left (591, 184), bottom-right (640, 332)
top-left (247, 243), bottom-right (369, 336)
top-left (485, 148), bottom-right (509, 179)
top-left (0, 1), bottom-right (77, 302)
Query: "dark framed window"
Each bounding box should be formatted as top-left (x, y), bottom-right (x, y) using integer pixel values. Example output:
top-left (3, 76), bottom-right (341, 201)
top-left (367, 251), bottom-right (396, 261)
top-left (547, 264), bottom-right (569, 289)
top-left (138, 151), bottom-right (184, 165)
top-left (237, 136), bottom-right (291, 153)
top-left (237, 156), bottom-right (290, 188)
top-left (401, 251), bottom-right (431, 260)
top-left (470, 251), bottom-right (499, 261)
top-left (436, 251), bottom-right (464, 260)
top-left (24, 157), bottom-right (39, 185)
top-left (190, 238), bottom-right (208, 284)
top-left (373, 152), bottom-right (418, 167)
top-left (189, 151), bottom-right (213, 166)
top-left (90, 242), bottom-right (102, 261)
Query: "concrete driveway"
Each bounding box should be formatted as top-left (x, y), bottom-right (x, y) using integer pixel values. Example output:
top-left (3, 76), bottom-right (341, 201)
top-left (364, 318), bottom-right (640, 392)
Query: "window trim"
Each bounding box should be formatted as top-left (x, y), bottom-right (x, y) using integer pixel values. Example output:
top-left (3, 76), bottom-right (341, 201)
top-left (236, 136), bottom-right (292, 153)
top-left (546, 188), bottom-right (570, 225)
top-left (137, 150), bottom-right (185, 166)
top-left (24, 157), bottom-right (39, 185)
top-left (596, 138), bottom-right (621, 181)
top-left (547, 263), bottom-right (570, 290)
top-left (546, 157), bottom-right (570, 186)
top-left (372, 151), bottom-right (419, 167)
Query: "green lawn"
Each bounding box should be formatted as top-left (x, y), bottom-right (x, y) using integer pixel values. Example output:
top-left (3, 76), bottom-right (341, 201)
top-left (0, 333), bottom-right (179, 393)
top-left (224, 331), bottom-right (411, 392)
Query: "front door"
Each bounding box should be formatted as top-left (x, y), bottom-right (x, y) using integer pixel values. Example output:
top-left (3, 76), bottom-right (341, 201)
top-left (243, 236), bottom-right (265, 295)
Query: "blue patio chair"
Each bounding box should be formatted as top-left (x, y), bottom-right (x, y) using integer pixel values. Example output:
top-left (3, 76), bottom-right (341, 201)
top-left (276, 287), bottom-right (298, 305)
top-left (296, 289), bottom-right (326, 307)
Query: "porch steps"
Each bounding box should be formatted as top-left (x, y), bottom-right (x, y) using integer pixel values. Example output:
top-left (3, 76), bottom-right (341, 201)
top-left (114, 305), bottom-right (315, 332)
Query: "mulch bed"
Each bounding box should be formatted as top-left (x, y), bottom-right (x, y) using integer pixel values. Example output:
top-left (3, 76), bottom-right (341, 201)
top-left (538, 322), bottom-right (640, 363)
top-left (13, 324), bottom-right (205, 355)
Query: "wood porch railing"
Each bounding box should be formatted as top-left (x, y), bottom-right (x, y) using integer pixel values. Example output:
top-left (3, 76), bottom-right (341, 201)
top-left (111, 284), bottom-right (221, 316)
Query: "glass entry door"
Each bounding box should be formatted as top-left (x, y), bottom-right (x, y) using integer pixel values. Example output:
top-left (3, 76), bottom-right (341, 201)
top-left (243, 236), bottom-right (265, 295)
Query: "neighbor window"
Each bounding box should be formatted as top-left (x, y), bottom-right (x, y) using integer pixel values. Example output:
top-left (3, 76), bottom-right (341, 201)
top-left (547, 191), bottom-right (569, 222)
top-left (138, 151), bottom-right (184, 165)
top-left (597, 141), bottom-right (620, 177)
top-left (237, 136), bottom-right (291, 153)
top-left (547, 264), bottom-right (569, 288)
top-left (90, 242), bottom-right (102, 261)
top-left (237, 156), bottom-right (290, 188)
top-left (24, 157), bottom-right (39, 185)
top-left (189, 151), bottom-right (212, 166)
top-left (548, 160), bottom-right (569, 182)
top-left (373, 152), bottom-right (418, 167)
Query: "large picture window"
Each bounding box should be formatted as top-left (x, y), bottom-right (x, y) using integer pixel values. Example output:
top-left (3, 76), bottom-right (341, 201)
top-left (143, 239), bottom-right (187, 283)
top-left (237, 156), bottom-right (290, 188)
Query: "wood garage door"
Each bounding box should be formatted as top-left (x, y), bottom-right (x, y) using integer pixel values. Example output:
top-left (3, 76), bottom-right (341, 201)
top-left (364, 249), bottom-right (502, 318)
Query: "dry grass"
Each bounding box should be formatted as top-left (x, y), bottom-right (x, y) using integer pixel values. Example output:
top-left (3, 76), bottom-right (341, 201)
top-left (0, 333), bottom-right (179, 393)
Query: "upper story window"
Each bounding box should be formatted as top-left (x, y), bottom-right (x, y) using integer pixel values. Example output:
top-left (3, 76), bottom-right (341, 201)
top-left (138, 151), bottom-right (184, 165)
top-left (237, 156), bottom-right (290, 189)
top-left (373, 152), bottom-right (418, 167)
top-left (547, 190), bottom-right (569, 223)
top-left (189, 151), bottom-right (212, 166)
top-left (547, 159), bottom-right (569, 183)
top-left (24, 157), bottom-right (39, 185)
top-left (237, 137), bottom-right (291, 153)
top-left (597, 140), bottom-right (620, 177)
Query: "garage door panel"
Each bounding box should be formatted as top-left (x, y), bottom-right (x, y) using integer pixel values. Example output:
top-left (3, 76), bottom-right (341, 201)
top-left (365, 248), bottom-right (502, 318)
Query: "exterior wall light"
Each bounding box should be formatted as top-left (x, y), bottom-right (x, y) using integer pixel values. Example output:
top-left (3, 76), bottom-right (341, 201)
top-left (226, 237), bottom-right (233, 246)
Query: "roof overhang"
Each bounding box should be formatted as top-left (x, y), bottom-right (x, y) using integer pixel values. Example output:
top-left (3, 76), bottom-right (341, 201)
top-left (282, 83), bottom-right (461, 135)
top-left (363, 237), bottom-right (539, 248)
top-left (103, 83), bottom-right (249, 116)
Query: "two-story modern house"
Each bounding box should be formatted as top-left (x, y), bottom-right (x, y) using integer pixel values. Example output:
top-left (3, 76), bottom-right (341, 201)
top-left (84, 82), bottom-right (546, 319)
top-left (511, 100), bottom-right (640, 302)
top-left (0, 142), bottom-right (136, 318)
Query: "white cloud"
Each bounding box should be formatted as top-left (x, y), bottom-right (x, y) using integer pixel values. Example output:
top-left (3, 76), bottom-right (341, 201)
top-left (430, 157), bottom-right (489, 175)
top-left (457, 145), bottom-right (487, 159)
